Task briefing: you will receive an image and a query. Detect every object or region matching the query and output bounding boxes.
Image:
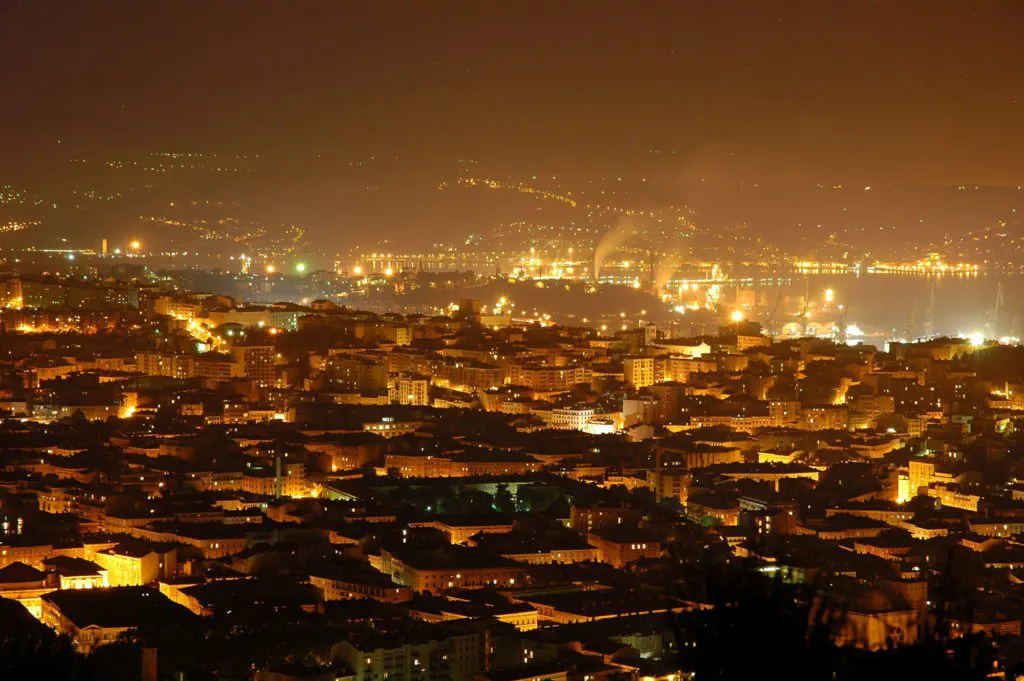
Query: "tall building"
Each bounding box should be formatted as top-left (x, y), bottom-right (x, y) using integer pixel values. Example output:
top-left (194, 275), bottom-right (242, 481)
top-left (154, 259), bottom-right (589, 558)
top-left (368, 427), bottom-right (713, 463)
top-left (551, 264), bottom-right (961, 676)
top-left (623, 356), bottom-right (655, 389)
top-left (326, 355), bottom-right (388, 392)
top-left (0, 276), bottom-right (21, 308)
top-left (390, 373), bottom-right (430, 405)
top-left (648, 382), bottom-right (686, 424)
top-left (508, 364), bottom-right (591, 392)
top-left (136, 351), bottom-right (196, 380)
top-left (19, 279), bottom-right (68, 308)
top-left (231, 344), bottom-right (276, 387)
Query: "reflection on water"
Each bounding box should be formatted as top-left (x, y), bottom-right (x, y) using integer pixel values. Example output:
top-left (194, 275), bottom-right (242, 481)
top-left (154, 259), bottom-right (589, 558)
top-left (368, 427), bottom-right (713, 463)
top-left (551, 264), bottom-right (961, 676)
top-left (722, 273), bottom-right (1021, 340)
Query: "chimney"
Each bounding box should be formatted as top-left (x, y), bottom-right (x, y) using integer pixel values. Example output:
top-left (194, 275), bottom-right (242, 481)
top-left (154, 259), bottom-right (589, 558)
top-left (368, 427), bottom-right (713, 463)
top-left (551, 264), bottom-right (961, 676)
top-left (141, 647), bottom-right (157, 681)
top-left (275, 455), bottom-right (283, 498)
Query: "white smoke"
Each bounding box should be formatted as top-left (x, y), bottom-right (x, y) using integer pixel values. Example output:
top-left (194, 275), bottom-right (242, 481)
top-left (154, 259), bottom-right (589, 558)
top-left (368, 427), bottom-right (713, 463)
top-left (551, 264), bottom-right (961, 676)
top-left (593, 216), bottom-right (642, 280)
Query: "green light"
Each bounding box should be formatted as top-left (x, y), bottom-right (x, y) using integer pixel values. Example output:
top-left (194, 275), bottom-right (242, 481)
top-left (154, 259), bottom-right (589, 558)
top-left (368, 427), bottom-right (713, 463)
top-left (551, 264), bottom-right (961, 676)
top-left (295, 263), bottom-right (307, 274)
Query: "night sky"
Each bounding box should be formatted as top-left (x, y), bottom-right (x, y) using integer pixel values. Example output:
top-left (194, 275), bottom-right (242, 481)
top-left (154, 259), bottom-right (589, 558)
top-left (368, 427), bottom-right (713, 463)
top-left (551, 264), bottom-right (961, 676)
top-left (2, 0), bottom-right (1021, 186)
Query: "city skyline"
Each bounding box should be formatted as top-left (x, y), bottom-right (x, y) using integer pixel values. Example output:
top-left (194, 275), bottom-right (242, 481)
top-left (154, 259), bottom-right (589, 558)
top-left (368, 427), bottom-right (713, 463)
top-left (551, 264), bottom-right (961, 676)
top-left (5, 4), bottom-right (1024, 680)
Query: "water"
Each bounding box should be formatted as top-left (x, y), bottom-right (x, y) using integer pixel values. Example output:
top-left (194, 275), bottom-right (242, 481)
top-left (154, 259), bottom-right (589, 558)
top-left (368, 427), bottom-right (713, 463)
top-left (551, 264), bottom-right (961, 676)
top-left (726, 273), bottom-right (1021, 340)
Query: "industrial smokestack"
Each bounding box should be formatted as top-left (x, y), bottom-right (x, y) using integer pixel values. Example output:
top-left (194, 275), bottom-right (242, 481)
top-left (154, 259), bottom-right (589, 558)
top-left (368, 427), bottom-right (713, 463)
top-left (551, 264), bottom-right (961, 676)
top-left (275, 455), bottom-right (282, 498)
top-left (141, 648), bottom-right (158, 681)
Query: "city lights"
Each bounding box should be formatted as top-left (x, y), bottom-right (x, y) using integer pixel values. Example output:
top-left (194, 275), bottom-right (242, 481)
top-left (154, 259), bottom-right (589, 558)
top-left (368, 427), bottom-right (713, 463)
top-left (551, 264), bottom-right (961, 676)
top-left (2, 3), bottom-right (1021, 674)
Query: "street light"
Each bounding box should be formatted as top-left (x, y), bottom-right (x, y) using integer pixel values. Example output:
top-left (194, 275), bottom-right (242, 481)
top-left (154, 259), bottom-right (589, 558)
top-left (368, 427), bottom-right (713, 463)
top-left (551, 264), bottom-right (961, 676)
top-left (130, 240), bottom-right (141, 250)
top-left (730, 309), bottom-right (744, 336)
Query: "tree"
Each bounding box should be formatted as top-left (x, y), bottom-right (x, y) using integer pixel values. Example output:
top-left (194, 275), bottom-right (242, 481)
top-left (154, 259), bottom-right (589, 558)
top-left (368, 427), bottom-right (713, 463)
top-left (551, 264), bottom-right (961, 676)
top-left (459, 489), bottom-right (493, 515)
top-left (0, 597), bottom-right (85, 680)
top-left (493, 483), bottom-right (515, 513)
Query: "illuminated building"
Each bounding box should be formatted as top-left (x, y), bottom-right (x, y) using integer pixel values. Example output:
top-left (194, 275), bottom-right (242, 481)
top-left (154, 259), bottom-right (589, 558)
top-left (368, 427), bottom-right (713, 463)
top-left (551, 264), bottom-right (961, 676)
top-left (508, 364), bottom-right (591, 392)
top-left (1, 276), bottom-right (23, 308)
top-left (390, 373), bottom-right (430, 406)
top-left (153, 295), bottom-right (203, 319)
top-left (0, 562), bottom-right (50, 618)
top-left (20, 279), bottom-right (69, 308)
top-left (194, 352), bottom-right (238, 381)
top-left (230, 343), bottom-right (276, 387)
top-left (40, 587), bottom-right (186, 653)
top-left (377, 546), bottom-right (526, 592)
top-left (92, 543), bottom-right (177, 587)
top-left (308, 571), bottom-right (411, 603)
top-left (136, 351), bottom-right (198, 380)
top-left (325, 354), bottom-right (388, 392)
top-left (623, 356), bottom-right (655, 389)
top-left (587, 526), bottom-right (662, 568)
top-left (541, 405), bottom-right (598, 431)
top-left (569, 503), bottom-right (643, 539)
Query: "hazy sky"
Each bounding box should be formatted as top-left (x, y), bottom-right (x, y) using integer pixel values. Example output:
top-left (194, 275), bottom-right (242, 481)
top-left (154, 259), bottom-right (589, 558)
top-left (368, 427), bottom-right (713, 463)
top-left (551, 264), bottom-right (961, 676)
top-left (2, 0), bottom-right (1022, 185)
